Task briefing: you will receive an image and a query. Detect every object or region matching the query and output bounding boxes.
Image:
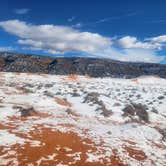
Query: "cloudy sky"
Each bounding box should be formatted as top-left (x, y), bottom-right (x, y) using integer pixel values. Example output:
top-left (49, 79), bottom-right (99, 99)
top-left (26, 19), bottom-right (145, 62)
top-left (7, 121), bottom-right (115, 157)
top-left (0, 0), bottom-right (166, 63)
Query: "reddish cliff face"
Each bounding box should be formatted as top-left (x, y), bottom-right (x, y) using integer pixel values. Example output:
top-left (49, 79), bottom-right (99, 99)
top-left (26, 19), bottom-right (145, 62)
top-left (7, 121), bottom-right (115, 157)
top-left (0, 52), bottom-right (166, 78)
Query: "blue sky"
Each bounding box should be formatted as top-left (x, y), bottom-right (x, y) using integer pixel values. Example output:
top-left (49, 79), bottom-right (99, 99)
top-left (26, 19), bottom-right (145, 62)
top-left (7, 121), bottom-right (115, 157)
top-left (0, 0), bottom-right (166, 63)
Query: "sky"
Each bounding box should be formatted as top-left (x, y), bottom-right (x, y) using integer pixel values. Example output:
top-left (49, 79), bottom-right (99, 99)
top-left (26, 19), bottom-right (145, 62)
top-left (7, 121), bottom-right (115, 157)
top-left (0, 0), bottom-right (166, 63)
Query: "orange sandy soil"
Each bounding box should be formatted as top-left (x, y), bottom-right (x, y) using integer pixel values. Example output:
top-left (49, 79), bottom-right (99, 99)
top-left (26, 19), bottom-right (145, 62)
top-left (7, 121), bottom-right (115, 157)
top-left (0, 115), bottom-right (149, 166)
top-left (0, 103), bottom-right (149, 165)
top-left (0, 126), bottom-right (126, 166)
top-left (54, 97), bottom-right (72, 107)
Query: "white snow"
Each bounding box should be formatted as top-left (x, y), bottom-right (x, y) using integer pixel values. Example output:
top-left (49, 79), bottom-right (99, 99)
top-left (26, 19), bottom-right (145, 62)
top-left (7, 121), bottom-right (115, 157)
top-left (0, 72), bottom-right (165, 165)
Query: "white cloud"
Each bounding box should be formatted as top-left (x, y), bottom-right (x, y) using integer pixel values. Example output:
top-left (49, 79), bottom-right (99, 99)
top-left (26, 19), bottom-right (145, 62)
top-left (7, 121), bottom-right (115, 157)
top-left (147, 35), bottom-right (166, 43)
top-left (0, 20), bottom-right (110, 54)
top-left (0, 20), bottom-right (165, 63)
top-left (118, 49), bottom-right (164, 63)
top-left (90, 47), bottom-right (164, 63)
top-left (0, 46), bottom-right (15, 51)
top-left (14, 8), bottom-right (30, 15)
top-left (117, 36), bottom-right (162, 50)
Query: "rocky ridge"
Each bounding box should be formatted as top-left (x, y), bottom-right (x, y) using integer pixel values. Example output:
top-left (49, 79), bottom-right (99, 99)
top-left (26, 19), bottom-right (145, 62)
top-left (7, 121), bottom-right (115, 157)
top-left (0, 52), bottom-right (166, 78)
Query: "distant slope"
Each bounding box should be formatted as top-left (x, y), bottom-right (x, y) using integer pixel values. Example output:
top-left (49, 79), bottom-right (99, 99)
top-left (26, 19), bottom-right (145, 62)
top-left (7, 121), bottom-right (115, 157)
top-left (0, 52), bottom-right (166, 78)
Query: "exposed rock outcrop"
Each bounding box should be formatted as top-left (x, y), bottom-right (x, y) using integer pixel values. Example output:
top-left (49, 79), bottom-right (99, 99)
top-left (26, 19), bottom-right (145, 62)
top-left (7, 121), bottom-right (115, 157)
top-left (0, 52), bottom-right (166, 78)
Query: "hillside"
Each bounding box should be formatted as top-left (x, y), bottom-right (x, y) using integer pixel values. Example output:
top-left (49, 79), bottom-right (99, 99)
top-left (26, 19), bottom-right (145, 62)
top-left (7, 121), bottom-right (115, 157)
top-left (0, 52), bottom-right (166, 165)
top-left (0, 52), bottom-right (166, 78)
top-left (0, 72), bottom-right (165, 165)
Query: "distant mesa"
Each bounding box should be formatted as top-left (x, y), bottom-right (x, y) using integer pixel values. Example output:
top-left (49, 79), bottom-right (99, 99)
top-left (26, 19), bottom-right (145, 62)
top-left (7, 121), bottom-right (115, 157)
top-left (0, 52), bottom-right (166, 78)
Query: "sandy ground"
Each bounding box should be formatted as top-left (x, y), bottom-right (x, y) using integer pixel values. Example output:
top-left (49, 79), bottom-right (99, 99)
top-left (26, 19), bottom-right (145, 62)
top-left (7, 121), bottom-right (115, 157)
top-left (0, 72), bottom-right (165, 165)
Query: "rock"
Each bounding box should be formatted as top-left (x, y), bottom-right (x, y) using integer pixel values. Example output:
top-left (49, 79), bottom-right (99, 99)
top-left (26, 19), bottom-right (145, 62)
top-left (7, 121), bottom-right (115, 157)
top-left (151, 107), bottom-right (158, 114)
top-left (71, 92), bottom-right (80, 97)
top-left (0, 52), bottom-right (166, 78)
top-left (83, 92), bottom-right (112, 117)
top-left (122, 103), bottom-right (149, 123)
top-left (44, 91), bottom-right (54, 98)
top-left (45, 83), bottom-right (53, 88)
top-left (158, 96), bottom-right (165, 100)
top-left (83, 92), bottom-right (100, 104)
top-left (155, 127), bottom-right (166, 141)
top-left (100, 107), bottom-right (112, 117)
top-left (13, 106), bottom-right (37, 117)
top-left (113, 102), bottom-right (121, 107)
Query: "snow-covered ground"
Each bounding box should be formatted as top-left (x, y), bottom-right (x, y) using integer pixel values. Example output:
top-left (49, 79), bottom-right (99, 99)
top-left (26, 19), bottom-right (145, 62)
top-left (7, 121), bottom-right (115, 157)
top-left (0, 72), bottom-right (165, 165)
